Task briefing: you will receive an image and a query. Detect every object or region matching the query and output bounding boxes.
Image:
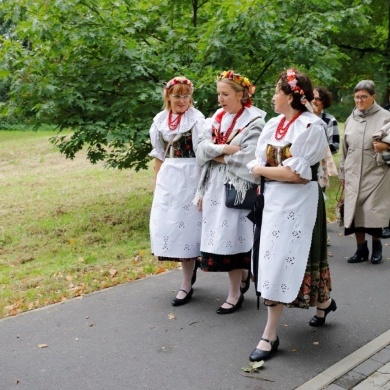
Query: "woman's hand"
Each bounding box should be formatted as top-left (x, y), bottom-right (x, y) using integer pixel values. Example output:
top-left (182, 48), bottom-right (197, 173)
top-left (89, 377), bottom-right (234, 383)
top-left (222, 144), bottom-right (240, 155)
top-left (373, 141), bottom-right (389, 153)
top-left (251, 164), bottom-right (262, 178)
top-left (290, 175), bottom-right (310, 184)
top-left (214, 145), bottom-right (240, 164)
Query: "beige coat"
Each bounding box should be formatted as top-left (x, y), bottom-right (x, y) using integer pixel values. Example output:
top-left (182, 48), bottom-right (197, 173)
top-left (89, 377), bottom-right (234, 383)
top-left (339, 103), bottom-right (390, 228)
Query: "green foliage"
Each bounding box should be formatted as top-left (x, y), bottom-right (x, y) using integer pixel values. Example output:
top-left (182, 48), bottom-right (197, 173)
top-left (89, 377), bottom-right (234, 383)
top-left (0, 0), bottom-right (389, 167)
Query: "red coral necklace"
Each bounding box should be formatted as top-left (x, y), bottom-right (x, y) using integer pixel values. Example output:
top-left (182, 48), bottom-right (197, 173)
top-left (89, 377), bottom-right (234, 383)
top-left (275, 111), bottom-right (302, 140)
top-left (168, 110), bottom-right (183, 130)
top-left (213, 106), bottom-right (245, 144)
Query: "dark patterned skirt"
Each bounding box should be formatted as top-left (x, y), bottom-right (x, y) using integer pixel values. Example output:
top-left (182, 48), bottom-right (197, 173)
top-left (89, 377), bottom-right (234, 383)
top-left (157, 256), bottom-right (197, 263)
top-left (287, 186), bottom-right (332, 309)
top-left (199, 251), bottom-right (251, 272)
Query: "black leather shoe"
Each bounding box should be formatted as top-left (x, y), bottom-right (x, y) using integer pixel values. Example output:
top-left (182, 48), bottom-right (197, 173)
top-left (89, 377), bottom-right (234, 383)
top-left (371, 240), bottom-right (383, 264)
top-left (382, 228), bottom-right (390, 239)
top-left (309, 299), bottom-right (337, 327)
top-left (191, 260), bottom-right (199, 285)
top-left (171, 288), bottom-right (193, 307)
top-left (216, 294), bottom-right (244, 314)
top-left (347, 241), bottom-right (369, 263)
top-left (240, 270), bottom-right (251, 295)
top-left (249, 337), bottom-right (279, 362)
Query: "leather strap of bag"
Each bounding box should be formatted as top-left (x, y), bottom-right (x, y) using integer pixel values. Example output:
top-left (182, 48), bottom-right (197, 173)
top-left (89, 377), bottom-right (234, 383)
top-left (226, 116), bottom-right (262, 144)
top-left (164, 135), bottom-right (175, 158)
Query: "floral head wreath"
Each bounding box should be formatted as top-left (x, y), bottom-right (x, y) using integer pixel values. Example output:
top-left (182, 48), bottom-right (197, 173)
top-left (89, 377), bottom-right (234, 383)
top-left (217, 70), bottom-right (256, 97)
top-left (164, 76), bottom-right (194, 96)
top-left (286, 68), bottom-right (314, 113)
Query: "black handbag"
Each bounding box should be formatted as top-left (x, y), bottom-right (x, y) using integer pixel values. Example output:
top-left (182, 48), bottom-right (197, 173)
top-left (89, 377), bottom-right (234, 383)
top-left (225, 182), bottom-right (258, 210)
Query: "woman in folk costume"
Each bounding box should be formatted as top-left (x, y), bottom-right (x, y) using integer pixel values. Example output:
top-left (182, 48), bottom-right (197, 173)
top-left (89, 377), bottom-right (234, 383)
top-left (194, 70), bottom-right (266, 314)
top-left (247, 69), bottom-right (336, 361)
top-left (149, 76), bottom-right (205, 307)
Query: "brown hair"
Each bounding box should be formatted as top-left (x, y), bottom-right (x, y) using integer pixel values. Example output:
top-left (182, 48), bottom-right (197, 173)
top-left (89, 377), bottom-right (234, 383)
top-left (277, 70), bottom-right (314, 111)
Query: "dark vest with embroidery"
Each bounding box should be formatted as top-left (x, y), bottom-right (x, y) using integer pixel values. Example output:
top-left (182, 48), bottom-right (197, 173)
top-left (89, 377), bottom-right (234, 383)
top-left (161, 130), bottom-right (195, 158)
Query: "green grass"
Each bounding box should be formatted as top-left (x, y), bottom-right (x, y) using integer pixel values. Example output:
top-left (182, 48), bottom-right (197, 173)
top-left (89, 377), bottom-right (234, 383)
top-left (0, 128), bottom-right (342, 318)
top-left (0, 130), bottom-right (177, 317)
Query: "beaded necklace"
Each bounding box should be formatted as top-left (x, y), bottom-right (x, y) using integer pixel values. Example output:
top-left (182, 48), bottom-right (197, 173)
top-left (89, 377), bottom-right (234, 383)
top-left (275, 111), bottom-right (302, 140)
top-left (168, 110), bottom-right (184, 131)
top-left (212, 106), bottom-right (245, 144)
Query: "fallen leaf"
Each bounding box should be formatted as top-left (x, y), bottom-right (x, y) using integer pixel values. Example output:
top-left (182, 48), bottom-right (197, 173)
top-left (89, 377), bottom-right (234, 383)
top-left (251, 360), bottom-right (264, 369)
top-left (168, 313), bottom-right (176, 320)
top-left (38, 344), bottom-right (48, 348)
top-left (109, 268), bottom-right (117, 277)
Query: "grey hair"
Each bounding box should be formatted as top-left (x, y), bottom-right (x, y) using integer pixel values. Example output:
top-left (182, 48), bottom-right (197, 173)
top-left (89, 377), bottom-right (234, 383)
top-left (354, 80), bottom-right (376, 95)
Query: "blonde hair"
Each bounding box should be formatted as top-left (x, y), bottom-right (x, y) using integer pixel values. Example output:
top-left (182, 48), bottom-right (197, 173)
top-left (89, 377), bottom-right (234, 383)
top-left (163, 83), bottom-right (194, 111)
top-left (217, 79), bottom-right (250, 105)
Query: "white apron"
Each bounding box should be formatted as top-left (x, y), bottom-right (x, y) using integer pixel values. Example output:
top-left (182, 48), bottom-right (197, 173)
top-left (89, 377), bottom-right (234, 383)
top-left (200, 161), bottom-right (253, 255)
top-left (258, 181), bottom-right (318, 302)
top-left (150, 158), bottom-right (201, 258)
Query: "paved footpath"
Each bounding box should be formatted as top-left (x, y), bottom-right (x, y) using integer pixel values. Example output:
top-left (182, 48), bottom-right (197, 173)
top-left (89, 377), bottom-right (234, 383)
top-left (0, 223), bottom-right (389, 390)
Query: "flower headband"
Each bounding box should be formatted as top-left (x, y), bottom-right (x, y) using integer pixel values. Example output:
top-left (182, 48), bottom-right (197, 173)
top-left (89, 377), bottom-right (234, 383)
top-left (217, 70), bottom-right (256, 97)
top-left (164, 76), bottom-right (194, 96)
top-left (286, 68), bottom-right (314, 113)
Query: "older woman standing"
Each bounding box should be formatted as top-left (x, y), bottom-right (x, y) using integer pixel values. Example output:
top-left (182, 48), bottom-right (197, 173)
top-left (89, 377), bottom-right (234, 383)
top-left (340, 80), bottom-right (390, 265)
top-left (247, 69), bottom-right (334, 361)
top-left (194, 70), bottom-right (266, 314)
top-left (149, 76), bottom-right (205, 306)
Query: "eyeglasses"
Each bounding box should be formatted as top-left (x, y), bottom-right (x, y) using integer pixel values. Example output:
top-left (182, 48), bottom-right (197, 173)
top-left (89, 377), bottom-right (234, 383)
top-left (170, 94), bottom-right (192, 101)
top-left (354, 95), bottom-right (370, 101)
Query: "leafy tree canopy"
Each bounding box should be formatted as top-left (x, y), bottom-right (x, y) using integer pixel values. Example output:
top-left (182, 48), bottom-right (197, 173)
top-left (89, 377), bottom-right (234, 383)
top-left (0, 0), bottom-right (389, 169)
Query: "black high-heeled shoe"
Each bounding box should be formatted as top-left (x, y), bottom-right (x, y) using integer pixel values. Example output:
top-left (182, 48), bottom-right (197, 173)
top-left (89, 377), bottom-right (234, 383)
top-left (240, 270), bottom-right (251, 295)
top-left (171, 288), bottom-right (193, 307)
top-left (191, 260), bottom-right (199, 285)
top-left (309, 299), bottom-right (337, 327)
top-left (249, 336), bottom-right (279, 362)
top-left (216, 294), bottom-right (244, 314)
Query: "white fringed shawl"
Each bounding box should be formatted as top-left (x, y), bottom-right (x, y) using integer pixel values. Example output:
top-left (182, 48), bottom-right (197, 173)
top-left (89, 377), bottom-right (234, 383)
top-left (193, 106), bottom-right (266, 205)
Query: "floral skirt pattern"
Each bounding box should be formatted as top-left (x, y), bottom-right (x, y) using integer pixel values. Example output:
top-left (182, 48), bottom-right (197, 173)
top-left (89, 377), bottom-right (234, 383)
top-left (286, 188), bottom-right (332, 309)
top-left (199, 251), bottom-right (251, 272)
